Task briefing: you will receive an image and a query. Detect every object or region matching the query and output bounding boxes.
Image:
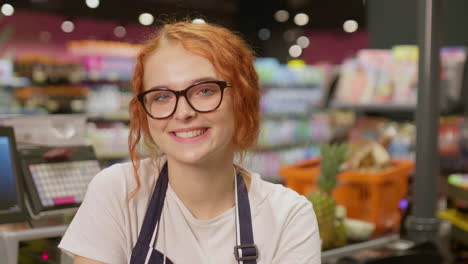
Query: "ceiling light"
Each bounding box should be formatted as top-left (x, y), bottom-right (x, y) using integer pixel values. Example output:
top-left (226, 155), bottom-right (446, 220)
top-left (85, 0), bottom-right (100, 9)
top-left (1, 3), bottom-right (14, 16)
top-left (274, 10), bottom-right (289, 22)
top-left (192, 18), bottom-right (206, 24)
top-left (289, 45), bottom-right (302, 58)
top-left (343, 20), bottom-right (359, 33)
top-left (294, 13), bottom-right (309, 26)
top-left (61, 21), bottom-right (75, 33)
top-left (139, 13), bottom-right (154, 26)
top-left (297, 36), bottom-right (310, 48)
top-left (258, 28), bottom-right (271, 41)
top-left (114, 26), bottom-right (126, 38)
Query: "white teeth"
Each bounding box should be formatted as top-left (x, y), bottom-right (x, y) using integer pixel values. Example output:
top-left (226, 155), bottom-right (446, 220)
top-left (174, 129), bottom-right (207, 138)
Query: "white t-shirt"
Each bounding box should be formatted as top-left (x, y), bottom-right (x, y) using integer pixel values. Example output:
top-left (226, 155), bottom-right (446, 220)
top-left (58, 158), bottom-right (321, 264)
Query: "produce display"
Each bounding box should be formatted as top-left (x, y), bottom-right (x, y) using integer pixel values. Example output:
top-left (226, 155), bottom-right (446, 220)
top-left (291, 139), bottom-right (411, 250)
top-left (306, 143), bottom-right (348, 249)
top-left (344, 218), bottom-right (376, 241)
top-left (346, 140), bottom-right (392, 172)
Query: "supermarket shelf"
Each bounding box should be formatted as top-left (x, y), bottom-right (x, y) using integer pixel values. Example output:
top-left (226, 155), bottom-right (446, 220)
top-left (322, 233), bottom-right (400, 262)
top-left (253, 141), bottom-right (315, 152)
top-left (331, 102), bottom-right (416, 113)
top-left (0, 77), bottom-right (30, 87)
top-left (447, 184), bottom-right (468, 202)
top-left (87, 113), bottom-right (130, 123)
top-left (261, 83), bottom-right (323, 90)
top-left (261, 112), bottom-right (315, 120)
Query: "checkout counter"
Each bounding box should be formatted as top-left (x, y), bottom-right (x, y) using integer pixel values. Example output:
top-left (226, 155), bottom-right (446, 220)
top-left (0, 115), bottom-right (99, 264)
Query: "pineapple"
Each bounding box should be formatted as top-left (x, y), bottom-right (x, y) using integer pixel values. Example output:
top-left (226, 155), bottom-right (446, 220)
top-left (306, 143), bottom-right (347, 249)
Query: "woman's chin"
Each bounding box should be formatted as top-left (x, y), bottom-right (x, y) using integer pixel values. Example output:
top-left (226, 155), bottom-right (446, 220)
top-left (166, 151), bottom-right (210, 166)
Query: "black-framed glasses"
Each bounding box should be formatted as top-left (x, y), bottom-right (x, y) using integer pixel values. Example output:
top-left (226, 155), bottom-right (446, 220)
top-left (137, 80), bottom-right (232, 119)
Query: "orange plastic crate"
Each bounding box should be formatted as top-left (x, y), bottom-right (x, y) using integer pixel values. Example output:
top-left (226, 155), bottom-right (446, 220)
top-left (279, 158), bottom-right (414, 234)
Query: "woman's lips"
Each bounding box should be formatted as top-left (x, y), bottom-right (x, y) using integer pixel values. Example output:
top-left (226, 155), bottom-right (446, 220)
top-left (169, 127), bottom-right (210, 143)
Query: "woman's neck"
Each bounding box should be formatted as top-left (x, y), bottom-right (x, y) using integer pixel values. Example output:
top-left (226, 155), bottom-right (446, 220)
top-left (167, 155), bottom-right (236, 220)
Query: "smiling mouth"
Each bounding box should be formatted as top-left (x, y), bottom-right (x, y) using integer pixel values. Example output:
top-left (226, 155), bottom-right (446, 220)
top-left (173, 128), bottom-right (208, 138)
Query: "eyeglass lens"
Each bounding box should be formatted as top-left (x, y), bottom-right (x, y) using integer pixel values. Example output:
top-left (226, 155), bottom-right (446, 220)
top-left (143, 82), bottom-right (222, 118)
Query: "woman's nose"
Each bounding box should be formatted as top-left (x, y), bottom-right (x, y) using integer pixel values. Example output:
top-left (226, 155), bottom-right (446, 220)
top-left (173, 96), bottom-right (196, 121)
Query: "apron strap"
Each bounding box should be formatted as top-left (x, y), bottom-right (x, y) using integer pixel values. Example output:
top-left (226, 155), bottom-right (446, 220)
top-left (234, 171), bottom-right (258, 264)
top-left (136, 162), bottom-right (169, 245)
top-left (131, 162), bottom-right (258, 264)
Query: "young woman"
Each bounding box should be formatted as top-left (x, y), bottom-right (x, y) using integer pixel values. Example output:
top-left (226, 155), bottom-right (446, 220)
top-left (59, 21), bottom-right (321, 264)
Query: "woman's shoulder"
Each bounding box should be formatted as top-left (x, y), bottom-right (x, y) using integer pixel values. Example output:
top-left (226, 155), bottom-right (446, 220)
top-left (249, 171), bottom-right (312, 214)
top-left (89, 157), bottom-right (161, 198)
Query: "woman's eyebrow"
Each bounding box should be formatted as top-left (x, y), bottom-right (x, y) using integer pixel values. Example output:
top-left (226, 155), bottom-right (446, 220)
top-left (149, 76), bottom-right (218, 90)
top-left (190, 76), bottom-right (218, 84)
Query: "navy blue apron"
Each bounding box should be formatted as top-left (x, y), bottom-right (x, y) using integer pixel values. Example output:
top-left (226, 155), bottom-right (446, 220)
top-left (129, 162), bottom-right (258, 264)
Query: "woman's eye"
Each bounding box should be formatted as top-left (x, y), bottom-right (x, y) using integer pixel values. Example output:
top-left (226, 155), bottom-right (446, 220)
top-left (153, 93), bottom-right (172, 102)
top-left (157, 95), bottom-right (169, 101)
top-left (200, 88), bottom-right (214, 94)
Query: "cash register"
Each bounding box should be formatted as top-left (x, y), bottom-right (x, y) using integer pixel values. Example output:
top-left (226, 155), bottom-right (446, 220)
top-left (0, 122), bottom-right (101, 264)
top-left (0, 126), bottom-right (27, 225)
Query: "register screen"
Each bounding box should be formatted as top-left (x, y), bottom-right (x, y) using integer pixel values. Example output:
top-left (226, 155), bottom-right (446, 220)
top-left (0, 136), bottom-right (20, 212)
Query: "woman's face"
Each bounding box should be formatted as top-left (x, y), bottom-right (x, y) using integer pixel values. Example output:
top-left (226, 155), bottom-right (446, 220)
top-left (143, 41), bottom-right (236, 165)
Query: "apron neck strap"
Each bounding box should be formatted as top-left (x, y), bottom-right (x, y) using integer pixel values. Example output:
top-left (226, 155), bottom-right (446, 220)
top-left (234, 170), bottom-right (258, 264)
top-left (137, 162), bottom-right (169, 246)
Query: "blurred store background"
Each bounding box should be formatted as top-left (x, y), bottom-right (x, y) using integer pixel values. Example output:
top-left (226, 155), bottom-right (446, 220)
top-left (1, 0), bottom-right (468, 263)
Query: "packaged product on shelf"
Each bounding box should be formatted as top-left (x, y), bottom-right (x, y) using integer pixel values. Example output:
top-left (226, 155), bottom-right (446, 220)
top-left (251, 58), bottom-right (335, 181)
top-left (257, 115), bottom-right (331, 149)
top-left (309, 113), bottom-right (332, 143)
top-left (86, 84), bottom-right (132, 120)
top-left (261, 87), bottom-right (322, 115)
top-left (334, 49), bottom-right (395, 105)
top-left (254, 57), bottom-right (281, 85)
top-left (372, 51), bottom-right (394, 103)
top-left (358, 49), bottom-right (393, 104)
top-left (67, 40), bottom-right (142, 58)
top-left (391, 45), bottom-right (418, 104)
top-left (15, 54), bottom-right (86, 84)
top-left (67, 41), bottom-right (139, 82)
top-left (333, 45), bottom-right (467, 110)
top-left (257, 119), bottom-right (296, 147)
top-left (334, 59), bottom-right (362, 104)
top-left (440, 47), bottom-right (467, 108)
top-left (439, 117), bottom-right (463, 156)
top-left (13, 85), bottom-right (89, 114)
top-left (386, 123), bottom-right (415, 160)
top-left (81, 56), bottom-right (136, 82)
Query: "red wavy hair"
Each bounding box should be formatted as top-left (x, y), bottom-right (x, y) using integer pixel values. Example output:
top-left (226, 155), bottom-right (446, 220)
top-left (128, 22), bottom-right (260, 196)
